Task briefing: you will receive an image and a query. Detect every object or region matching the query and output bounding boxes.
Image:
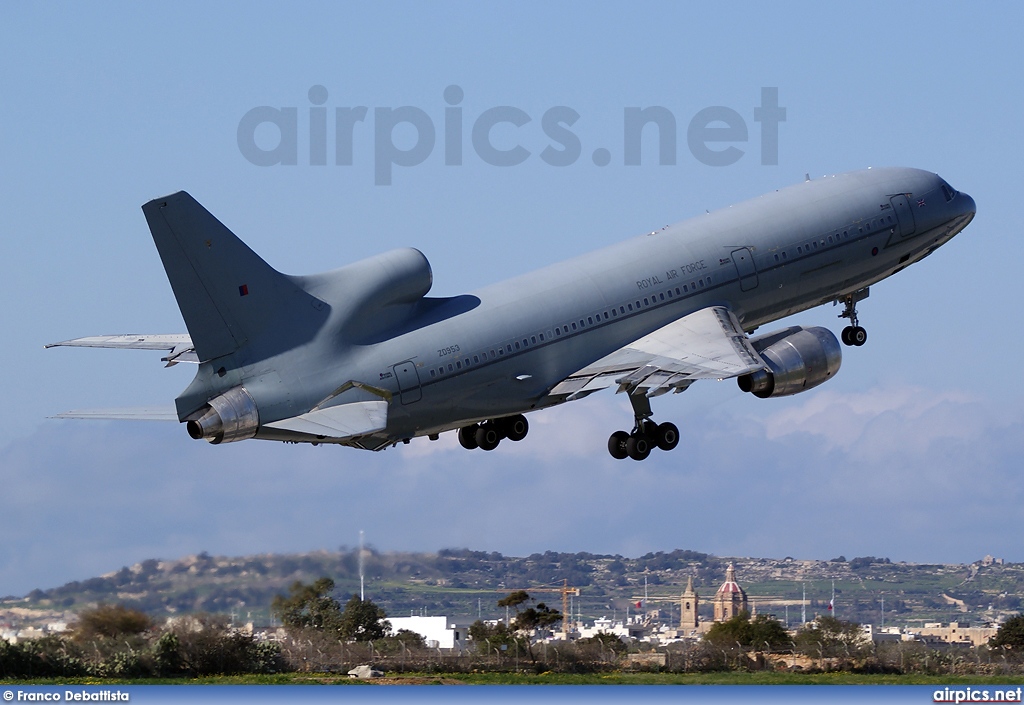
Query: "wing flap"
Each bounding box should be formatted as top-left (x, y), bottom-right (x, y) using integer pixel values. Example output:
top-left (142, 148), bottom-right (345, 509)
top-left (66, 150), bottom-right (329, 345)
top-left (551, 306), bottom-right (765, 399)
top-left (264, 401), bottom-right (388, 439)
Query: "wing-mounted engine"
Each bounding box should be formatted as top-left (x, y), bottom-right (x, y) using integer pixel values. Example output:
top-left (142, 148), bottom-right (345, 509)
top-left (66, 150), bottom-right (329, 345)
top-left (737, 326), bottom-right (841, 398)
top-left (186, 386), bottom-right (260, 444)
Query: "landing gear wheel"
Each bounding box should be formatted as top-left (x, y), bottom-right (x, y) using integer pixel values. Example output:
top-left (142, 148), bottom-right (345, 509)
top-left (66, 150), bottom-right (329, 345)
top-left (851, 326), bottom-right (867, 346)
top-left (504, 414), bottom-right (529, 442)
top-left (841, 326), bottom-right (853, 346)
top-left (626, 434), bottom-right (652, 461)
top-left (608, 431), bottom-right (629, 460)
top-left (655, 422), bottom-right (680, 451)
top-left (458, 426), bottom-right (479, 450)
top-left (475, 422), bottom-right (501, 451)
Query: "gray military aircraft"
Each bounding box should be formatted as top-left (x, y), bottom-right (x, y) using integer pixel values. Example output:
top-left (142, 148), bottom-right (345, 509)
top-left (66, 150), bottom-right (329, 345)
top-left (48, 167), bottom-right (975, 460)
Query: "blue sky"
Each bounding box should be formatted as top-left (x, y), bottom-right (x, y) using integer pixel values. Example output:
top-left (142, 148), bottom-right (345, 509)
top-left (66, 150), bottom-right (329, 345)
top-left (1, 2), bottom-right (1022, 597)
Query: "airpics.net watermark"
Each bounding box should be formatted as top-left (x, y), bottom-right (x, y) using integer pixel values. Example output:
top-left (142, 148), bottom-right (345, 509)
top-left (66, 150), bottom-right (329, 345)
top-left (237, 86), bottom-right (786, 186)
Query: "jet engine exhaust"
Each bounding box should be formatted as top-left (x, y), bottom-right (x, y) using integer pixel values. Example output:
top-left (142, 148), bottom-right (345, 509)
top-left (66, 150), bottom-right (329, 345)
top-left (185, 386), bottom-right (260, 444)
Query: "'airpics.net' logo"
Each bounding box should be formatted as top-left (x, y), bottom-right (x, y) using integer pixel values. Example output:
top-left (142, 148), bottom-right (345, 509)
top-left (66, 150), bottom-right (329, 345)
top-left (237, 86), bottom-right (786, 185)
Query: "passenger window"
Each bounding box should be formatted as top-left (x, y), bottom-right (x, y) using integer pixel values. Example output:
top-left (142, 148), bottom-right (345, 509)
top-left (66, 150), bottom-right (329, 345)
top-left (522, 338), bottom-right (528, 347)
top-left (683, 285), bottom-right (688, 292)
top-left (531, 336), bottom-right (536, 344)
top-left (635, 301), bottom-right (641, 309)
top-left (603, 312), bottom-right (609, 319)
top-left (812, 242), bottom-right (818, 249)
top-left (674, 287), bottom-right (681, 295)
top-left (587, 317), bottom-right (593, 324)
top-left (620, 306), bottom-right (626, 313)
top-left (474, 355), bottom-right (479, 363)
top-left (782, 252), bottom-right (788, 260)
top-left (611, 309), bottom-right (617, 317)
top-left (627, 303), bottom-right (633, 311)
top-left (698, 280), bottom-right (705, 288)
top-left (507, 344), bottom-right (513, 352)
top-left (555, 328), bottom-right (561, 336)
top-left (456, 361), bottom-right (462, 369)
top-left (538, 334), bottom-right (544, 342)
top-left (643, 298), bottom-right (648, 306)
top-left (571, 322), bottom-right (577, 330)
top-left (579, 319), bottom-right (585, 327)
top-left (430, 370), bottom-right (436, 378)
top-left (515, 342), bottom-right (520, 350)
top-left (659, 293), bottom-right (665, 301)
top-left (448, 364), bottom-right (454, 372)
top-left (827, 236), bottom-right (833, 244)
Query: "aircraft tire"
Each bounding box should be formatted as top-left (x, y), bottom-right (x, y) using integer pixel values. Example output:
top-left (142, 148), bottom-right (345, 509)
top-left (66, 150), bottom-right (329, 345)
top-left (656, 422), bottom-right (680, 451)
top-left (458, 426), bottom-right (479, 450)
top-left (476, 422), bottom-right (501, 451)
top-left (626, 434), bottom-right (651, 461)
top-left (841, 326), bottom-right (852, 346)
top-left (608, 431), bottom-right (629, 459)
top-left (505, 414), bottom-right (529, 442)
top-left (851, 326), bottom-right (867, 346)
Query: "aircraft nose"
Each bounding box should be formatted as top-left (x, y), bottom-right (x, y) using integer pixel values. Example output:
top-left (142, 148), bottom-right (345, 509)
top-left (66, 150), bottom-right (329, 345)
top-left (958, 192), bottom-right (977, 218)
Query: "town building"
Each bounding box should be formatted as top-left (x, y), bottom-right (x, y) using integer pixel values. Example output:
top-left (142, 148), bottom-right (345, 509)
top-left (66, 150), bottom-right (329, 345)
top-left (388, 615), bottom-right (466, 650)
top-left (712, 564), bottom-right (748, 622)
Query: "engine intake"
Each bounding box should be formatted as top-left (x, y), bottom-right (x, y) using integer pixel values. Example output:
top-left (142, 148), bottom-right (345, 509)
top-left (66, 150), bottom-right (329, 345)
top-left (186, 386), bottom-right (260, 444)
top-left (737, 326), bottom-right (842, 398)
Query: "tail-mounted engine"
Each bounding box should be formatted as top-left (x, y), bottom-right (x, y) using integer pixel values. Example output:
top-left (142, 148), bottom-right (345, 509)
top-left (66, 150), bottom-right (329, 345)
top-left (737, 326), bottom-right (842, 398)
top-left (186, 386), bottom-right (260, 444)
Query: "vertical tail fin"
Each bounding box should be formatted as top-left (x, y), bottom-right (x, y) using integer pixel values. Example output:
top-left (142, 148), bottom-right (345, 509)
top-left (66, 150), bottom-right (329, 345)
top-left (142, 192), bottom-right (325, 363)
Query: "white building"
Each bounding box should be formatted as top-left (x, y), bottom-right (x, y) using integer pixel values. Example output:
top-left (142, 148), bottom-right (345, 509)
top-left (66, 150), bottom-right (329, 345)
top-left (389, 615), bottom-right (465, 650)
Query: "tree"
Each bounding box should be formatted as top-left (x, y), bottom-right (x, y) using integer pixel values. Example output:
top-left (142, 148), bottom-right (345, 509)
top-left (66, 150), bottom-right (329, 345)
top-left (73, 604), bottom-right (152, 642)
top-left (271, 577), bottom-right (342, 633)
top-left (496, 591), bottom-right (562, 668)
top-left (338, 594), bottom-right (390, 642)
top-left (703, 611), bottom-right (790, 651)
top-left (990, 613), bottom-right (1024, 649)
top-left (795, 615), bottom-right (864, 659)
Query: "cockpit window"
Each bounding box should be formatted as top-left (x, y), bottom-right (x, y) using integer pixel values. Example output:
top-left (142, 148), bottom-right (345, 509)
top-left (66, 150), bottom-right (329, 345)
top-left (941, 180), bottom-right (958, 202)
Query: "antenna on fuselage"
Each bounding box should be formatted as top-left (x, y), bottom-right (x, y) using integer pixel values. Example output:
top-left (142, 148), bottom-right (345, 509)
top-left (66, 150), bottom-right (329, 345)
top-left (805, 173), bottom-right (811, 182)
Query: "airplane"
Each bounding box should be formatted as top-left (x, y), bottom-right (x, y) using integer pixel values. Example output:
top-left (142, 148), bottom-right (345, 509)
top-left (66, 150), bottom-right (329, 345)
top-left (47, 167), bottom-right (976, 460)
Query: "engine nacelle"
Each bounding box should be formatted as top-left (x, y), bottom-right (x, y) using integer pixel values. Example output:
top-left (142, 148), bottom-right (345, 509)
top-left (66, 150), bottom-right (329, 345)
top-left (737, 326), bottom-right (842, 398)
top-left (186, 386), bottom-right (260, 444)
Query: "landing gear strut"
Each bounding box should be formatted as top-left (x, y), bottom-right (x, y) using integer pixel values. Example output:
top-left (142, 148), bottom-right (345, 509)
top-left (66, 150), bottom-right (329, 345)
top-left (457, 414), bottom-right (529, 451)
top-left (837, 288), bottom-right (869, 347)
top-left (607, 395), bottom-right (680, 461)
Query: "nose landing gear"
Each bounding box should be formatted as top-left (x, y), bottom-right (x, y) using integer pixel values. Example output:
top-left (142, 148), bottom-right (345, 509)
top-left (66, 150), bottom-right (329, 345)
top-left (837, 288), bottom-right (869, 347)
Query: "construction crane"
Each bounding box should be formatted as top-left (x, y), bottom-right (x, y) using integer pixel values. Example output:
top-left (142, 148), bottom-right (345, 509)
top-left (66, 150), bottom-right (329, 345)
top-left (496, 579), bottom-right (581, 637)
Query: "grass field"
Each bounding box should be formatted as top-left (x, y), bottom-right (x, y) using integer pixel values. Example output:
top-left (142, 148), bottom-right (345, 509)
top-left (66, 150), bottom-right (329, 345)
top-left (4, 672), bottom-right (1024, 686)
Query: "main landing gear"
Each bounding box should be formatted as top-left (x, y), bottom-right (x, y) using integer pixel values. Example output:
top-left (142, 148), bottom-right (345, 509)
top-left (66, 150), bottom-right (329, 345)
top-left (837, 289), bottom-right (869, 347)
top-left (457, 414), bottom-right (529, 451)
top-left (607, 394), bottom-right (679, 461)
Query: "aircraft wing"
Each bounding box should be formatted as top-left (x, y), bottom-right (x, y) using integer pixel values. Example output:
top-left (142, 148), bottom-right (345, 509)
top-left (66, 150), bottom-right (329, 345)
top-left (549, 306), bottom-right (765, 400)
top-left (45, 334), bottom-right (197, 366)
top-left (264, 401), bottom-right (388, 439)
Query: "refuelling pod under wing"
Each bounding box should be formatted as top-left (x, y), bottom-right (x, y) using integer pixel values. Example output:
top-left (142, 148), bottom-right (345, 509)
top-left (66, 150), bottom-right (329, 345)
top-left (737, 326), bottom-right (841, 398)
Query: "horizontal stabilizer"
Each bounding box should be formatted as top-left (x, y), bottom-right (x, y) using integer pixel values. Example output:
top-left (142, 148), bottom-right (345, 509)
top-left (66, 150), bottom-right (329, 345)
top-left (264, 401), bottom-right (388, 439)
top-left (52, 407), bottom-right (179, 421)
top-left (45, 334), bottom-right (197, 365)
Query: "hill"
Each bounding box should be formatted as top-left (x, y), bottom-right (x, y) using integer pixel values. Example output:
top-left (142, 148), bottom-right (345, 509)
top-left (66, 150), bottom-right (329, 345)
top-left (2, 548), bottom-right (1021, 631)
